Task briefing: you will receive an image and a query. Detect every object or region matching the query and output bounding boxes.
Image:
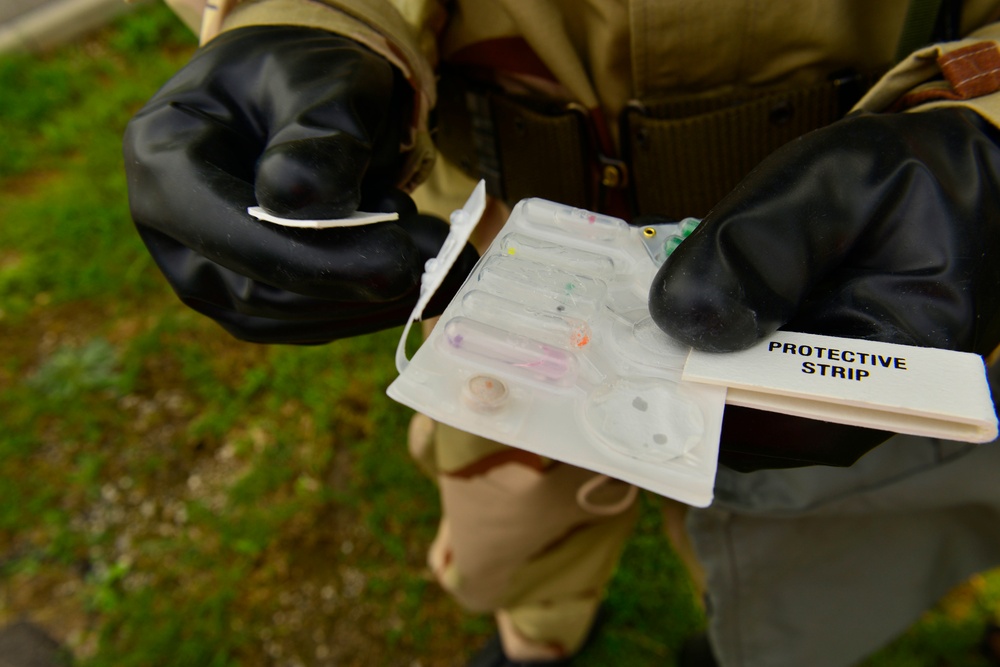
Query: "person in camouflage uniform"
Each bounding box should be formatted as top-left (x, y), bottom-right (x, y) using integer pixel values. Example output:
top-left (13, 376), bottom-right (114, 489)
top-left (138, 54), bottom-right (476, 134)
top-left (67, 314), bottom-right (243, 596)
top-left (125, 1), bottom-right (1000, 665)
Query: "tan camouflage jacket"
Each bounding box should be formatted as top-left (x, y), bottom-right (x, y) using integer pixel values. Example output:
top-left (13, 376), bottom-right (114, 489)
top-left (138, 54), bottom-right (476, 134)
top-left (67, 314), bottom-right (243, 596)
top-left (164, 0), bottom-right (1000, 201)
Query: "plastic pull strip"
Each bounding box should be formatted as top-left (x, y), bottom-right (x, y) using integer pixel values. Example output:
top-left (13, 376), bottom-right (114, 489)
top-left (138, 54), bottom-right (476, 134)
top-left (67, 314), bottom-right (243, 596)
top-left (395, 180), bottom-right (487, 373)
top-left (247, 207), bottom-right (399, 228)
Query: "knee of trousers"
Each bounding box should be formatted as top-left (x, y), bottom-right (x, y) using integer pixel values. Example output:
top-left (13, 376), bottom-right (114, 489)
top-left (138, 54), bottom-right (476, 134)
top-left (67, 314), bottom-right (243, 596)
top-left (429, 430), bottom-right (640, 611)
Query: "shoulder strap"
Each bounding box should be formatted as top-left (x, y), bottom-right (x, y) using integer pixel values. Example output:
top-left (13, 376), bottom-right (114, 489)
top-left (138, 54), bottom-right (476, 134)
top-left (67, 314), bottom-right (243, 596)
top-left (894, 0), bottom-right (962, 62)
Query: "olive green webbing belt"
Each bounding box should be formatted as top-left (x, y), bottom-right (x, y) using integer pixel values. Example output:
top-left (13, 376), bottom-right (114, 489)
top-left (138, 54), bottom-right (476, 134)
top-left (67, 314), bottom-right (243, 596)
top-left (434, 69), bottom-right (883, 219)
top-left (623, 71), bottom-right (886, 217)
top-left (433, 0), bottom-right (960, 219)
top-left (434, 74), bottom-right (593, 212)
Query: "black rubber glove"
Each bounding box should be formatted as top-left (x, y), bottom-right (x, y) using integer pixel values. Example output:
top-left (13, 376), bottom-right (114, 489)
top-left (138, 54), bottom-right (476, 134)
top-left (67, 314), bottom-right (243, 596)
top-left (649, 108), bottom-right (1000, 471)
top-left (123, 25), bottom-right (477, 344)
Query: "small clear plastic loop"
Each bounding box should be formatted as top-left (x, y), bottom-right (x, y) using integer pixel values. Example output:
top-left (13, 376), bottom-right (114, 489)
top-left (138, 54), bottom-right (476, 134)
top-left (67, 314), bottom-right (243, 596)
top-left (395, 181), bottom-right (486, 373)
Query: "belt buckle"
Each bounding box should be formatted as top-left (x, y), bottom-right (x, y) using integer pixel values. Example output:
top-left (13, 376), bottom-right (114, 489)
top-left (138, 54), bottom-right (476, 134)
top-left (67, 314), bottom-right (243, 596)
top-left (565, 102), bottom-right (631, 216)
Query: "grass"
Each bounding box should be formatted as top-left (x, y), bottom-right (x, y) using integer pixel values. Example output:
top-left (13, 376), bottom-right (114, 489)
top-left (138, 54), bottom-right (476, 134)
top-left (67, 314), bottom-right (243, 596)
top-left (0, 4), bottom-right (997, 666)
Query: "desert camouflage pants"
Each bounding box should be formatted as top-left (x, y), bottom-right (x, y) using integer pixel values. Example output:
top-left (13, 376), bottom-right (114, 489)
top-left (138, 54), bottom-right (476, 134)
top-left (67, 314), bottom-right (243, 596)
top-left (410, 411), bottom-right (1000, 666)
top-left (409, 415), bottom-right (653, 661)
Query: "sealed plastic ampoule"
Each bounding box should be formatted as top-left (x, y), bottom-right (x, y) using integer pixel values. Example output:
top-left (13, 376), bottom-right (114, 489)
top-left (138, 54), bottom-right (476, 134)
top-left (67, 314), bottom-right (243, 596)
top-left (439, 317), bottom-right (579, 386)
top-left (498, 233), bottom-right (617, 278)
top-left (520, 199), bottom-right (629, 243)
top-left (461, 291), bottom-right (593, 351)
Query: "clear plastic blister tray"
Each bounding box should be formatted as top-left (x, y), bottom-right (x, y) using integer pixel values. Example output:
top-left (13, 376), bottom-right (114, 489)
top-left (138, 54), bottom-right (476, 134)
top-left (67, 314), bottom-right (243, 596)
top-left (387, 196), bottom-right (726, 507)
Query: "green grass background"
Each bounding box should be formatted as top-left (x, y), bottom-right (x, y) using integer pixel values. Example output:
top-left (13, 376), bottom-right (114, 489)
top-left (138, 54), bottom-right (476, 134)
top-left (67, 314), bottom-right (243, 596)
top-left (0, 4), bottom-right (997, 665)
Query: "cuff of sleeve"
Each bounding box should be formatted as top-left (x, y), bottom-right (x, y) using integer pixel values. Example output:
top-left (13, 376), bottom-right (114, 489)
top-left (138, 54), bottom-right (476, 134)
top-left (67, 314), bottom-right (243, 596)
top-left (164, 0), bottom-right (205, 34)
top-left (855, 32), bottom-right (1000, 128)
top-left (217, 0), bottom-right (437, 192)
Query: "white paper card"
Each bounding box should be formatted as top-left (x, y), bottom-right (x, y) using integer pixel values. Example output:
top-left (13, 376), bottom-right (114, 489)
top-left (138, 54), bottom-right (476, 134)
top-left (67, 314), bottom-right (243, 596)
top-left (684, 331), bottom-right (997, 442)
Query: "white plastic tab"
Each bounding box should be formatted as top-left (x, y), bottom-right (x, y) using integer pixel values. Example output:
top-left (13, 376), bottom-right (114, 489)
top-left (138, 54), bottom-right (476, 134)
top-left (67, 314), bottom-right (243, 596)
top-left (247, 206), bottom-right (399, 228)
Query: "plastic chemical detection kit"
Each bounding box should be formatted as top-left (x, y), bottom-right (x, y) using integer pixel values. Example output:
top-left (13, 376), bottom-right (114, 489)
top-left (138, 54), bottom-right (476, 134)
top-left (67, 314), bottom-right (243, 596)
top-left (387, 182), bottom-right (728, 506)
top-left (376, 183), bottom-right (998, 508)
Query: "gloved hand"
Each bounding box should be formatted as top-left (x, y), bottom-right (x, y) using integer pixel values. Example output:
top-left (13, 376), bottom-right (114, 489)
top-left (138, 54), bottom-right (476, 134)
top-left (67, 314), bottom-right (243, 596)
top-left (648, 107), bottom-right (1000, 471)
top-left (123, 25), bottom-right (477, 344)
